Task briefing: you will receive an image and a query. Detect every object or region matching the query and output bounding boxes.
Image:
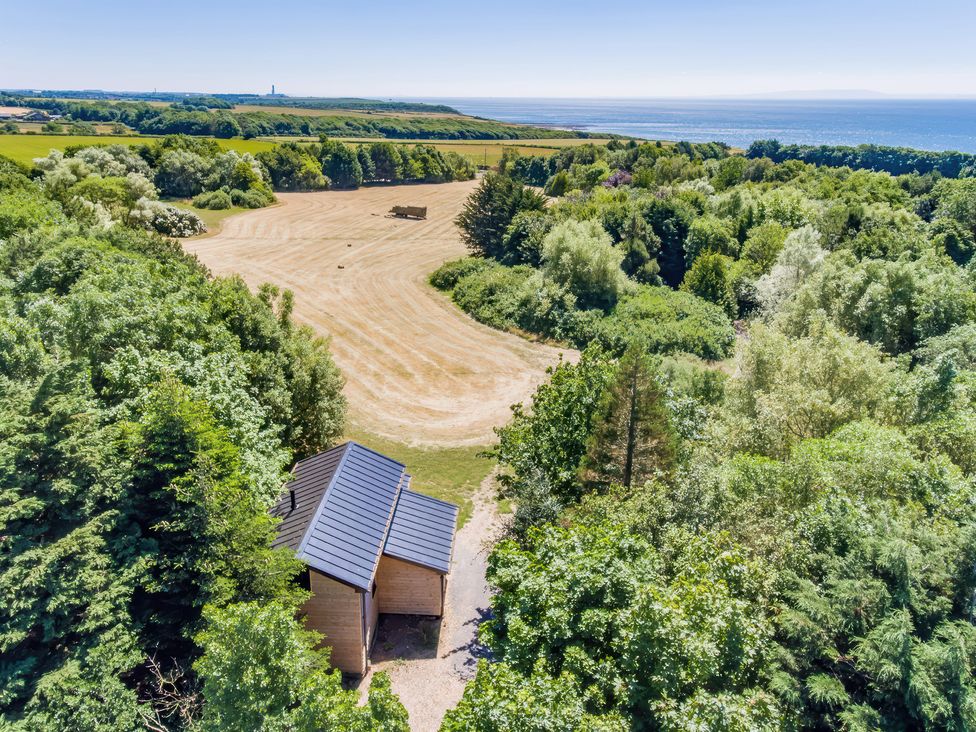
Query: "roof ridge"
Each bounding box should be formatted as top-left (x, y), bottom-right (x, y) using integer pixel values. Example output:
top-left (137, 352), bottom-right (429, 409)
top-left (365, 466), bottom-right (407, 581)
top-left (294, 441), bottom-right (354, 560)
top-left (345, 440), bottom-right (406, 469)
top-left (291, 441), bottom-right (348, 467)
top-left (401, 487), bottom-right (460, 511)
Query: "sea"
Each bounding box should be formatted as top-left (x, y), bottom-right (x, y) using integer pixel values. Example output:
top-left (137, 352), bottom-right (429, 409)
top-left (423, 98), bottom-right (976, 153)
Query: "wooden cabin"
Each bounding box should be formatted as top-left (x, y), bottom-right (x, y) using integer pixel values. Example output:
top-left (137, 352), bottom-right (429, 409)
top-left (270, 442), bottom-right (458, 675)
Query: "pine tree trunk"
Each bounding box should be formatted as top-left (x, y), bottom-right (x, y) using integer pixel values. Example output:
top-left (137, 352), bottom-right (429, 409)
top-left (623, 367), bottom-right (638, 488)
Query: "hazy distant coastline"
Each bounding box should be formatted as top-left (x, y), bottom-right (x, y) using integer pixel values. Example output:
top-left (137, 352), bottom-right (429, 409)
top-left (421, 97), bottom-right (976, 152)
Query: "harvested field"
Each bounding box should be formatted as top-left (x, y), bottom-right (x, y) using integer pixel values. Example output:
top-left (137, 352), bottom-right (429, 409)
top-left (184, 180), bottom-right (574, 446)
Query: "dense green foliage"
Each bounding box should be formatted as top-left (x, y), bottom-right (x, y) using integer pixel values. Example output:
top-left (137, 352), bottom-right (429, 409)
top-left (441, 131), bottom-right (976, 731)
top-left (194, 603), bottom-right (407, 731)
top-left (31, 135), bottom-right (277, 232)
top-left (442, 127), bottom-right (976, 368)
top-left (0, 157), bottom-right (403, 729)
top-left (747, 139), bottom-right (976, 178)
top-left (580, 345), bottom-right (677, 489)
top-left (455, 173), bottom-right (547, 259)
top-left (1, 94), bottom-right (594, 141)
top-left (451, 316), bottom-right (976, 730)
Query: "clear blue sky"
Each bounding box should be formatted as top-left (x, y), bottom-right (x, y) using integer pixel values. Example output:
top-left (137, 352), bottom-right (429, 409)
top-left (4, 0), bottom-right (974, 98)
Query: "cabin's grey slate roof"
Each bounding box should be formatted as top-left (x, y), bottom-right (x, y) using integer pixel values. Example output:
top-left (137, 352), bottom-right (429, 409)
top-left (270, 443), bottom-right (346, 551)
top-left (271, 441), bottom-right (457, 590)
top-left (385, 489), bottom-right (458, 574)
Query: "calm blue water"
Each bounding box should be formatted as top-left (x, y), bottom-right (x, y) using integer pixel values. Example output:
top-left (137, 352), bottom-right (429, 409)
top-left (423, 98), bottom-right (976, 153)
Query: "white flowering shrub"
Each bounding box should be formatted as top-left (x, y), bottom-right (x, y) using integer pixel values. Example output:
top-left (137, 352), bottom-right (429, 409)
top-left (75, 198), bottom-right (115, 230)
top-left (73, 145), bottom-right (152, 178)
top-left (129, 198), bottom-right (206, 238)
top-left (124, 172), bottom-right (157, 201)
top-left (677, 177), bottom-right (715, 196)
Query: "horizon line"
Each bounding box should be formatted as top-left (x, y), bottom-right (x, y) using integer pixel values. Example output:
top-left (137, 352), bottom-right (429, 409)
top-left (3, 87), bottom-right (976, 102)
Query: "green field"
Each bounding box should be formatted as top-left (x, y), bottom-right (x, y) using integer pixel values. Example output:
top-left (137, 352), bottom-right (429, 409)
top-left (0, 134), bottom-right (280, 165)
top-left (0, 133), bottom-right (609, 169)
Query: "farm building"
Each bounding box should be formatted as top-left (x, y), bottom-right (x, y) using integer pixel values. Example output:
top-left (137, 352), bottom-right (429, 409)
top-left (271, 441), bottom-right (458, 675)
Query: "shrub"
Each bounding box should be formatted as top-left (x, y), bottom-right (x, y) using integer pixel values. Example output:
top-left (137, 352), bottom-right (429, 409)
top-left (594, 286), bottom-right (735, 360)
top-left (129, 198), bottom-right (206, 237)
top-left (541, 219), bottom-right (629, 311)
top-left (231, 187), bottom-right (276, 209)
top-left (451, 263), bottom-right (534, 330)
top-left (192, 189), bottom-right (233, 210)
top-left (429, 257), bottom-right (494, 290)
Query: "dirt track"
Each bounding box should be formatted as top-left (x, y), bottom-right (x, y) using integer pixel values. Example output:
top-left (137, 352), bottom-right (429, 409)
top-left (185, 180), bottom-right (573, 446)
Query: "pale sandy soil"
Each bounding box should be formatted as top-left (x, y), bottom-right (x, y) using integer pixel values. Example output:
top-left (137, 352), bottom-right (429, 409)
top-left (184, 180), bottom-right (574, 446)
top-left (355, 474), bottom-right (501, 731)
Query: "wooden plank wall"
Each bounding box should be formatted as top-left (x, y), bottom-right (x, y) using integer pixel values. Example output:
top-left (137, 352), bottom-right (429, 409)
top-left (303, 569), bottom-right (366, 674)
top-left (375, 555), bottom-right (444, 616)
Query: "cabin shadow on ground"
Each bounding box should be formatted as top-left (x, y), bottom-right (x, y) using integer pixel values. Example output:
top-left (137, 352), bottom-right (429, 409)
top-left (371, 614), bottom-right (443, 662)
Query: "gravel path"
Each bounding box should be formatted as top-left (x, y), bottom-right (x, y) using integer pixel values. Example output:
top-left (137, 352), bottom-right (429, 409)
top-left (355, 474), bottom-right (502, 731)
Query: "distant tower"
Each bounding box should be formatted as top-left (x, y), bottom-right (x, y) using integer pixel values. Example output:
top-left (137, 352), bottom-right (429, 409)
top-left (271, 84), bottom-right (275, 96)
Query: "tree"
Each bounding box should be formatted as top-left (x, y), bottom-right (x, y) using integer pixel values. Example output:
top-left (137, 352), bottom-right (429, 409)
top-left (739, 221), bottom-right (788, 275)
top-left (155, 149), bottom-right (211, 197)
top-left (456, 173), bottom-right (546, 260)
top-left (680, 252), bottom-right (737, 318)
top-left (721, 318), bottom-right (897, 456)
top-left (368, 142), bottom-right (404, 181)
top-left (540, 219), bottom-right (629, 311)
top-left (491, 347), bottom-right (615, 503)
top-left (0, 207), bottom-right (350, 725)
top-left (754, 225), bottom-right (825, 316)
top-left (618, 209), bottom-right (662, 283)
top-left (211, 114), bottom-right (242, 139)
top-left (934, 178), bottom-right (976, 238)
top-left (319, 140), bottom-right (363, 189)
top-left (779, 250), bottom-right (976, 355)
top-left (356, 145), bottom-right (376, 181)
top-left (931, 216), bottom-right (976, 265)
top-left (581, 344), bottom-right (676, 488)
top-left (194, 602), bottom-right (408, 732)
top-left (683, 215), bottom-right (738, 266)
top-left (442, 661), bottom-right (628, 732)
top-left (500, 209), bottom-right (553, 266)
top-left (256, 143), bottom-right (328, 191)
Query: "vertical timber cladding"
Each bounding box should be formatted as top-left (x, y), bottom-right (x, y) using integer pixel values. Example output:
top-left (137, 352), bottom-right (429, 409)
top-left (375, 554), bottom-right (445, 616)
top-left (303, 569), bottom-right (366, 675)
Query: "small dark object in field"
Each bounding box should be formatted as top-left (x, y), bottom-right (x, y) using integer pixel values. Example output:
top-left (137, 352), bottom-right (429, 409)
top-left (347, 243), bottom-right (352, 247)
top-left (389, 205), bottom-right (427, 220)
top-left (338, 265), bottom-right (345, 269)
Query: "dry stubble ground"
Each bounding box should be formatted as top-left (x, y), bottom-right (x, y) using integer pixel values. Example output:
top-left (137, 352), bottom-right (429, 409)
top-left (184, 179), bottom-right (574, 446)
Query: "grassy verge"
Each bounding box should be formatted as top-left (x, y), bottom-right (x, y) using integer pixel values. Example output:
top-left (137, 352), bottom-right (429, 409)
top-left (345, 427), bottom-right (494, 528)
